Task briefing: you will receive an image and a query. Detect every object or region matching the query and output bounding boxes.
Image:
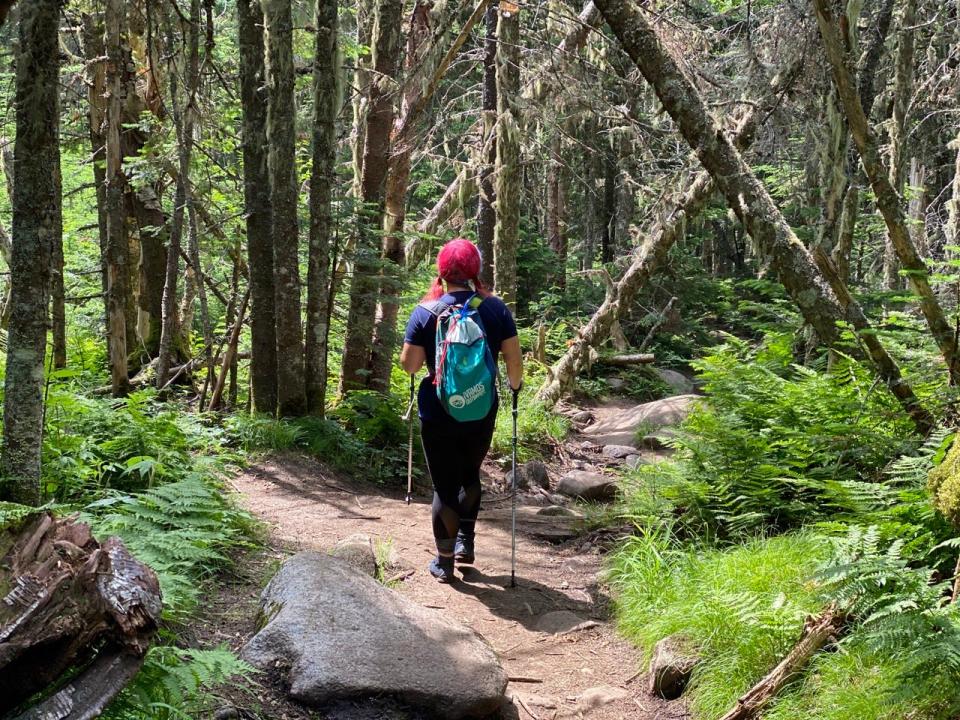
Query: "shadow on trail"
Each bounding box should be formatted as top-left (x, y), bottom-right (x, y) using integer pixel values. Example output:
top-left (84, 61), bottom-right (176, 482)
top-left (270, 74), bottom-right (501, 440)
top-left (450, 566), bottom-right (611, 633)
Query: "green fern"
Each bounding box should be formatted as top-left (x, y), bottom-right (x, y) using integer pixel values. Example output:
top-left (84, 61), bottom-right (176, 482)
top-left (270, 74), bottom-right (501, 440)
top-left (104, 646), bottom-right (253, 720)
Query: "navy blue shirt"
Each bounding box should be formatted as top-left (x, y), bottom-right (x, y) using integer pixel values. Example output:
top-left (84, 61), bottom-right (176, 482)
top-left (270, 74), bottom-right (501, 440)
top-left (404, 291), bottom-right (518, 424)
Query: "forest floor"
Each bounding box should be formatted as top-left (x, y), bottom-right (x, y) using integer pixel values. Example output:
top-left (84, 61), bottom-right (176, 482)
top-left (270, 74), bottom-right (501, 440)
top-left (196, 400), bottom-right (689, 720)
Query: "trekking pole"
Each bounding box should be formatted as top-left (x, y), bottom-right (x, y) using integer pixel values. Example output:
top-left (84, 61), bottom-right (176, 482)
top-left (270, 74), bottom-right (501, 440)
top-left (510, 385), bottom-right (519, 588)
top-left (403, 374), bottom-right (416, 505)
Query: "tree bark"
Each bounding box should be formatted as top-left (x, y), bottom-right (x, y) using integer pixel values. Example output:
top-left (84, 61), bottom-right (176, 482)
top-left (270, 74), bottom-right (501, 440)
top-left (1, 0), bottom-right (60, 505)
top-left (717, 607), bottom-right (844, 720)
top-left (339, 0), bottom-right (404, 393)
top-left (305, 0), bottom-right (339, 415)
top-left (0, 514), bottom-right (161, 716)
top-left (538, 46), bottom-right (806, 407)
top-left (493, 4), bottom-right (521, 310)
top-left (882, 0), bottom-right (917, 290)
top-left (104, 0), bottom-right (132, 397)
top-left (476, 3), bottom-right (498, 286)
top-left (593, 0), bottom-right (843, 344)
top-left (51, 159), bottom-right (66, 370)
top-left (264, 0), bottom-right (306, 416)
top-left (813, 0), bottom-right (960, 384)
top-left (238, 0), bottom-right (278, 414)
top-left (547, 133), bottom-right (567, 289)
top-left (368, 0), bottom-right (491, 391)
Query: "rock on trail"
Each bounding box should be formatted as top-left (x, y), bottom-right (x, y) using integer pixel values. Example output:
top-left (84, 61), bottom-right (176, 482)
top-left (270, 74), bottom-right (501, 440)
top-left (583, 395), bottom-right (701, 447)
top-left (243, 552), bottom-right (508, 719)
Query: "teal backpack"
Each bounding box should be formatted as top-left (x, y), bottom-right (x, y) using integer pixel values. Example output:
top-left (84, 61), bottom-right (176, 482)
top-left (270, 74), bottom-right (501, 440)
top-left (423, 294), bottom-right (498, 422)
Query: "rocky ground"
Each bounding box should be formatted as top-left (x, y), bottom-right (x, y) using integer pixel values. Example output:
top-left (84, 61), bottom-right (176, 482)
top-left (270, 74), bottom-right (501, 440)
top-left (197, 392), bottom-right (698, 720)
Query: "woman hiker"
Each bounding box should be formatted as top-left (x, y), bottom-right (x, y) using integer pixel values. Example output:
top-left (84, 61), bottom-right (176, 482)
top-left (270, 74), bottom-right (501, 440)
top-left (400, 238), bottom-right (524, 583)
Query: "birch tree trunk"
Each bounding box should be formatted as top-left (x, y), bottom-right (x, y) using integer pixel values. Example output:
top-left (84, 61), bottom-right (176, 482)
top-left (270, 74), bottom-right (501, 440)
top-left (305, 0), bottom-right (339, 415)
top-left (238, 0), bottom-right (277, 413)
top-left (264, 0), bottom-right (306, 416)
top-left (592, 0), bottom-right (843, 345)
top-left (1, 0), bottom-right (61, 505)
top-left (493, 4), bottom-right (521, 310)
top-left (339, 0), bottom-right (403, 393)
top-left (813, 0), bottom-right (960, 384)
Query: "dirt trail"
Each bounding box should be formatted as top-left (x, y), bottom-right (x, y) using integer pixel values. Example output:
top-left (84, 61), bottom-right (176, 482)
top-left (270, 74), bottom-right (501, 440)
top-left (227, 426), bottom-right (687, 719)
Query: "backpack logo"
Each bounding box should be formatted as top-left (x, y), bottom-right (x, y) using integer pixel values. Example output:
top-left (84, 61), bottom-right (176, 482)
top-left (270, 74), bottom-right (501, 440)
top-left (424, 295), bottom-right (497, 422)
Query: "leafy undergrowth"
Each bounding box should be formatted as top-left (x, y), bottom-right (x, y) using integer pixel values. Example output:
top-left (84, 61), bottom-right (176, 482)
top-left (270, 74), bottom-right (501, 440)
top-left (610, 333), bottom-right (960, 720)
top-left (610, 531), bottom-right (826, 718)
top-left (37, 389), bottom-right (259, 718)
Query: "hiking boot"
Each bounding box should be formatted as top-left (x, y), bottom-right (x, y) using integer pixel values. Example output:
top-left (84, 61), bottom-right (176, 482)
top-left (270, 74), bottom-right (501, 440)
top-left (428, 555), bottom-right (455, 583)
top-left (455, 535), bottom-right (475, 564)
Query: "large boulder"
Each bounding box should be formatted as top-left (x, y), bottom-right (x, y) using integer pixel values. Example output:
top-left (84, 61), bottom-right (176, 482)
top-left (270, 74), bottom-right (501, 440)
top-left (655, 368), bottom-right (695, 395)
top-left (556, 471), bottom-right (617, 501)
top-left (243, 552), bottom-right (507, 718)
top-left (583, 394), bottom-right (701, 447)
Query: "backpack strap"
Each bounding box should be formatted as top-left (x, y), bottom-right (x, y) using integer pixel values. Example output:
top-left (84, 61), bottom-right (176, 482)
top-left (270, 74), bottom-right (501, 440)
top-left (419, 300), bottom-right (452, 318)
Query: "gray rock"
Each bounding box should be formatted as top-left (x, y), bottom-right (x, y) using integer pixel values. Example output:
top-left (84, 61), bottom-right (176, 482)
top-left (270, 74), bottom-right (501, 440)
top-left (649, 635), bottom-right (700, 700)
top-left (556, 471), bottom-right (617, 501)
top-left (582, 394), bottom-right (701, 447)
top-left (641, 427), bottom-right (680, 451)
top-left (571, 410), bottom-right (593, 424)
top-left (505, 461), bottom-right (550, 490)
top-left (524, 460), bottom-right (550, 489)
top-left (330, 533), bottom-right (378, 577)
top-left (604, 377), bottom-right (626, 391)
top-left (243, 552), bottom-right (507, 718)
top-left (213, 708), bottom-right (240, 720)
top-left (535, 610), bottom-right (586, 634)
top-left (536, 505), bottom-right (578, 517)
top-left (601, 444), bottom-right (637, 459)
top-left (625, 454), bottom-right (644, 469)
top-left (655, 368), bottom-right (695, 395)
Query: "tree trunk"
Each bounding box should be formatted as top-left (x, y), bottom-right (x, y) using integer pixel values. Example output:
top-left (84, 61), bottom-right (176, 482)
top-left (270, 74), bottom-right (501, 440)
top-left (238, 0), bottom-right (278, 414)
top-left (0, 514), bottom-right (161, 716)
top-left (368, 0), bottom-right (491, 391)
top-left (812, 246), bottom-right (933, 433)
top-left (104, 0), bottom-right (131, 397)
top-left (339, 0), bottom-right (404, 393)
top-left (538, 43), bottom-right (806, 407)
top-left (132, 184), bottom-right (169, 359)
top-left (882, 0), bottom-right (917, 290)
top-left (718, 607), bottom-right (844, 720)
top-left (476, 3), bottom-right (498, 286)
top-left (305, 0), bottom-right (339, 415)
top-left (593, 0), bottom-right (843, 344)
top-left (547, 133), bottom-right (567, 289)
top-left (1, 0), bottom-right (60, 505)
top-left (51, 158), bottom-right (66, 370)
top-left (813, 0), bottom-right (960, 384)
top-left (493, 4), bottom-right (521, 309)
top-left (264, 0), bottom-right (306, 416)
top-left (600, 153), bottom-right (616, 264)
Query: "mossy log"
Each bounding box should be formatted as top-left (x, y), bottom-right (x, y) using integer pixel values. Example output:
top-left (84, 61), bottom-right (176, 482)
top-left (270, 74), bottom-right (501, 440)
top-left (0, 512), bottom-right (162, 717)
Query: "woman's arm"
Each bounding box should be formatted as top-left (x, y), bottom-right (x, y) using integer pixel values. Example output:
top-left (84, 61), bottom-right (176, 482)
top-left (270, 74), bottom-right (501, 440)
top-left (500, 336), bottom-right (523, 391)
top-left (400, 343), bottom-right (426, 375)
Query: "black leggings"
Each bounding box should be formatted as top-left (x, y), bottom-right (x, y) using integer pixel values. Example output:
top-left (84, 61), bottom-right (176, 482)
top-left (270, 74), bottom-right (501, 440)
top-left (420, 416), bottom-right (495, 556)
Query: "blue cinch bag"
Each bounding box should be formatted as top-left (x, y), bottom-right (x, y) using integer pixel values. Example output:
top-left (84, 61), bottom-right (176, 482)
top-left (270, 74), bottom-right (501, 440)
top-left (422, 294), bottom-right (497, 422)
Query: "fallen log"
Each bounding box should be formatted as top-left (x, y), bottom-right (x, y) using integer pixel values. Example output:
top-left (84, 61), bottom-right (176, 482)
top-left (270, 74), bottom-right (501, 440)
top-left (0, 511), bottom-right (162, 717)
top-left (717, 606), bottom-right (844, 720)
top-left (598, 353), bottom-right (655, 367)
